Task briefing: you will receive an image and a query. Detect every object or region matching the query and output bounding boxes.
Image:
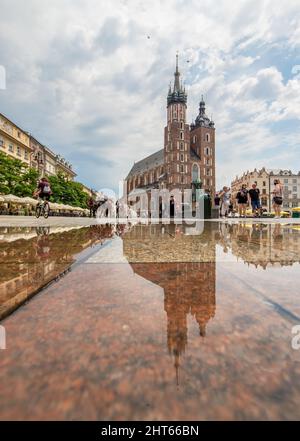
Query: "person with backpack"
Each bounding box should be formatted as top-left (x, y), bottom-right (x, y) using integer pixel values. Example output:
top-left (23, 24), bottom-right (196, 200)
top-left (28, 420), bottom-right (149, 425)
top-left (34, 177), bottom-right (52, 201)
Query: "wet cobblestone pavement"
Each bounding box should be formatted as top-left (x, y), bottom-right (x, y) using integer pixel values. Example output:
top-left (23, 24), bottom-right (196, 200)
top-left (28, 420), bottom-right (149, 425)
top-left (0, 221), bottom-right (300, 420)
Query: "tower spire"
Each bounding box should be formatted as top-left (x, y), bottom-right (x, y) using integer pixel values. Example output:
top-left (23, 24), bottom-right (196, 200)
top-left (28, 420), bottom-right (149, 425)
top-left (167, 54), bottom-right (187, 106)
top-left (174, 52), bottom-right (180, 92)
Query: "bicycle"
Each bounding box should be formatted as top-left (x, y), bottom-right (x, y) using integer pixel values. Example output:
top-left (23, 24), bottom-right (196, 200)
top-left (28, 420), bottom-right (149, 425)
top-left (35, 198), bottom-right (50, 219)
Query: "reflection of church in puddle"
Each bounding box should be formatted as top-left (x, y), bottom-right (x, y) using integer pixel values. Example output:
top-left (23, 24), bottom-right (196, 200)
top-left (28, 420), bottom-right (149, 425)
top-left (123, 223), bottom-right (217, 383)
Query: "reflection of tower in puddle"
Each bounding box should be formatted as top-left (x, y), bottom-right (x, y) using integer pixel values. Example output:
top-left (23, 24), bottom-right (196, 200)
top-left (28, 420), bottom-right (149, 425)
top-left (164, 262), bottom-right (216, 385)
top-left (124, 222), bottom-right (217, 385)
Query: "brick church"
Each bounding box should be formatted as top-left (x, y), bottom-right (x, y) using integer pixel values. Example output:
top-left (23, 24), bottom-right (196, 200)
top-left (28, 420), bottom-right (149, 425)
top-left (126, 55), bottom-right (216, 198)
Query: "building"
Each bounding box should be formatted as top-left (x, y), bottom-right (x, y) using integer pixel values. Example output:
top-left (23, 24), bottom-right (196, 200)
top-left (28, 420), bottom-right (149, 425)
top-left (231, 167), bottom-right (270, 210)
top-left (54, 153), bottom-right (76, 181)
top-left (231, 168), bottom-right (300, 211)
top-left (268, 169), bottom-right (300, 210)
top-left (0, 112), bottom-right (76, 180)
top-left (30, 136), bottom-right (46, 176)
top-left (0, 113), bottom-right (33, 166)
top-left (32, 141), bottom-right (76, 181)
top-left (126, 56), bottom-right (216, 200)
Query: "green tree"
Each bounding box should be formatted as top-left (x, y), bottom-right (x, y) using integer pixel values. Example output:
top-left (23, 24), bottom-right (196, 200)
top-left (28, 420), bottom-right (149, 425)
top-left (0, 151), bottom-right (38, 196)
top-left (0, 152), bottom-right (88, 207)
top-left (48, 173), bottom-right (89, 208)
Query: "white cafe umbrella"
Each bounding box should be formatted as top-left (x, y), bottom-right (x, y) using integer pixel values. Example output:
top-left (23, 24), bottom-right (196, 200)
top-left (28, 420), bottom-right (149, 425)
top-left (2, 194), bottom-right (24, 204)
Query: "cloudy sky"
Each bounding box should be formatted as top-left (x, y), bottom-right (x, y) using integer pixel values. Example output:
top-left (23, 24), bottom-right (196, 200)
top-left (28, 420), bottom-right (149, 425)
top-left (0, 0), bottom-right (300, 193)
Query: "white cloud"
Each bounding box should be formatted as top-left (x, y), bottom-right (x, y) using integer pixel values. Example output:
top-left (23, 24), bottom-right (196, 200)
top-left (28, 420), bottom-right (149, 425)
top-left (0, 0), bottom-right (300, 190)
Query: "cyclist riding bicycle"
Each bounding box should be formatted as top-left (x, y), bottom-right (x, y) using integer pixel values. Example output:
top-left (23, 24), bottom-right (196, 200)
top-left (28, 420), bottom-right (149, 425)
top-left (34, 177), bottom-right (52, 201)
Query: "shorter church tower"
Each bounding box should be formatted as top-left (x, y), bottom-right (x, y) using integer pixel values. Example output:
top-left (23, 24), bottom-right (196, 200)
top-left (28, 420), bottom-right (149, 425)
top-left (190, 96), bottom-right (216, 197)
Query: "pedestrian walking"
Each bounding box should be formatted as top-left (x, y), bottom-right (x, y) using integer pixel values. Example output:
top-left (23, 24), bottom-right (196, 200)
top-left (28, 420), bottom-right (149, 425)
top-left (272, 179), bottom-right (283, 218)
top-left (219, 186), bottom-right (231, 218)
top-left (236, 184), bottom-right (248, 218)
top-left (248, 183), bottom-right (262, 217)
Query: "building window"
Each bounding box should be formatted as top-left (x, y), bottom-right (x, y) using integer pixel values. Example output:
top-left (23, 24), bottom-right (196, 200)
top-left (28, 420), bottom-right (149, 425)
top-left (206, 169), bottom-right (211, 176)
top-left (24, 151), bottom-right (28, 160)
top-left (181, 175), bottom-right (184, 184)
top-left (205, 147), bottom-right (210, 156)
top-left (192, 164), bottom-right (199, 181)
top-left (0, 138), bottom-right (4, 147)
top-left (180, 164), bottom-right (184, 173)
top-left (293, 194), bottom-right (297, 199)
top-left (293, 186), bottom-right (297, 192)
top-left (9, 144), bottom-right (13, 152)
top-left (262, 189), bottom-right (266, 194)
top-left (180, 154), bottom-right (184, 162)
top-left (180, 122), bottom-right (184, 129)
top-left (284, 179), bottom-right (289, 184)
top-left (193, 135), bottom-right (197, 143)
top-left (17, 131), bottom-right (21, 138)
top-left (180, 131), bottom-right (184, 140)
top-left (263, 181), bottom-right (266, 186)
top-left (206, 133), bottom-right (210, 142)
top-left (180, 142), bottom-right (184, 150)
top-left (293, 179), bottom-right (297, 184)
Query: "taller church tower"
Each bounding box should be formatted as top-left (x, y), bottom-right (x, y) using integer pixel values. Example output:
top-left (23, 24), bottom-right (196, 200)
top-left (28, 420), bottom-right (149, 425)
top-left (164, 55), bottom-right (191, 190)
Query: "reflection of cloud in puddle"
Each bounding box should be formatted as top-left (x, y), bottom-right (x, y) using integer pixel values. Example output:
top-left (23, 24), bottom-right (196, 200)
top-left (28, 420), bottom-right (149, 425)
top-left (86, 237), bottom-right (128, 264)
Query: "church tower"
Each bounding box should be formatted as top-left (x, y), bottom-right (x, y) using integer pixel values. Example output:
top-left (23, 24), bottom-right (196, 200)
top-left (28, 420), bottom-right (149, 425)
top-left (190, 96), bottom-right (216, 196)
top-left (164, 55), bottom-right (191, 190)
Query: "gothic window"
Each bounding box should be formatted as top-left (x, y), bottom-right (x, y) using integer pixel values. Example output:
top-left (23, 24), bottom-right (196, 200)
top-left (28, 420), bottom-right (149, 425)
top-left (205, 147), bottom-right (210, 156)
top-left (206, 133), bottom-right (210, 142)
top-left (180, 154), bottom-right (184, 162)
top-left (180, 122), bottom-right (184, 129)
top-left (192, 164), bottom-right (199, 181)
top-left (180, 142), bottom-right (184, 150)
top-left (180, 164), bottom-right (184, 173)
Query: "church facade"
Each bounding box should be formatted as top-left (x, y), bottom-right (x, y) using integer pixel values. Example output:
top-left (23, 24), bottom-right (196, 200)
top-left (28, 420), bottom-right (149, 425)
top-left (126, 56), bottom-right (216, 199)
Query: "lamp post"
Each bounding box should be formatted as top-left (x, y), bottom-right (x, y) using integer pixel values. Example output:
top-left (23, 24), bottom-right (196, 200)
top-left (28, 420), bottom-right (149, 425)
top-left (30, 150), bottom-right (45, 177)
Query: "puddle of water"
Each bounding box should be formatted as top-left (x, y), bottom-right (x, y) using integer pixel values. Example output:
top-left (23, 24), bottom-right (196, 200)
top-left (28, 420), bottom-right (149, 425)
top-left (1, 221), bottom-right (300, 420)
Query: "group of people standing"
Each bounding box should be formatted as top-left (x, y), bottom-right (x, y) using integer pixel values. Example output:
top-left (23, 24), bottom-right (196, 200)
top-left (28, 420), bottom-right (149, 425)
top-left (215, 179), bottom-right (284, 218)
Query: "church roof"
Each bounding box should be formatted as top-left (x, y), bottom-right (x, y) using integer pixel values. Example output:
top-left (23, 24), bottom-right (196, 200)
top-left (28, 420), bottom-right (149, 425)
top-left (126, 149), bottom-right (164, 179)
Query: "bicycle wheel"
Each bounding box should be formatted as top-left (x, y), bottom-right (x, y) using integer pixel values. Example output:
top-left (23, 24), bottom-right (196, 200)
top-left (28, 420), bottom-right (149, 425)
top-left (43, 202), bottom-right (50, 219)
top-left (35, 205), bottom-right (41, 218)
